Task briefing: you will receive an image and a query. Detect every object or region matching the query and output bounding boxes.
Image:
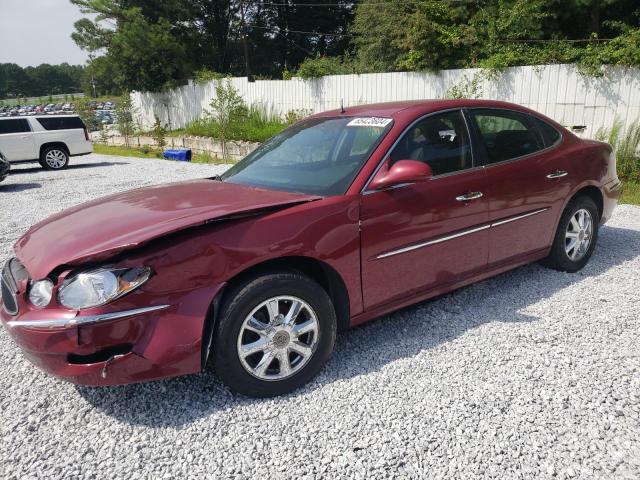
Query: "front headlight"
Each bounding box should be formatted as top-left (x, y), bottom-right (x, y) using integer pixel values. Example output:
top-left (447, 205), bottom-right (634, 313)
top-left (58, 267), bottom-right (152, 310)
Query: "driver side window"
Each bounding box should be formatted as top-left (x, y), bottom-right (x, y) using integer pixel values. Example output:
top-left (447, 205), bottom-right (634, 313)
top-left (390, 110), bottom-right (472, 176)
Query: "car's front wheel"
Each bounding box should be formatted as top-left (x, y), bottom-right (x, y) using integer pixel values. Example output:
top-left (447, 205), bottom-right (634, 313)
top-left (40, 147), bottom-right (69, 170)
top-left (541, 195), bottom-right (599, 272)
top-left (212, 271), bottom-right (336, 397)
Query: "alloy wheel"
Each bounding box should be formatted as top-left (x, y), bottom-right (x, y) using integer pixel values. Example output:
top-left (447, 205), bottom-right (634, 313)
top-left (565, 208), bottom-right (593, 261)
top-left (45, 150), bottom-right (67, 169)
top-left (237, 296), bottom-right (319, 381)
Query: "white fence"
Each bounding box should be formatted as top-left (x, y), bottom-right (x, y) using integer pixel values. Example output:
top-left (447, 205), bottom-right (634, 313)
top-left (132, 64), bottom-right (640, 139)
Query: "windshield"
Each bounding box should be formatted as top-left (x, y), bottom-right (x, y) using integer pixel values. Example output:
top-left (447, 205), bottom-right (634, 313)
top-left (221, 116), bottom-right (393, 195)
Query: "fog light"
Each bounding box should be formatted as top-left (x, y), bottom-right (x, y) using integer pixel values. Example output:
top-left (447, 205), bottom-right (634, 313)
top-left (29, 279), bottom-right (54, 308)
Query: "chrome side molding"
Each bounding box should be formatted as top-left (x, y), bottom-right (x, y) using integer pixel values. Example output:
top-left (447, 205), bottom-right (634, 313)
top-left (7, 305), bottom-right (170, 330)
top-left (376, 208), bottom-right (549, 260)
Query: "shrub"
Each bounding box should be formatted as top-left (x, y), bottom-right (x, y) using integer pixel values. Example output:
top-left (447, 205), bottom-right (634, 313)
top-left (115, 92), bottom-right (139, 147)
top-left (285, 109), bottom-right (311, 125)
top-left (596, 119), bottom-right (640, 181)
top-left (184, 84), bottom-right (288, 146)
top-left (296, 56), bottom-right (349, 79)
top-left (151, 115), bottom-right (167, 149)
top-left (193, 69), bottom-right (225, 84)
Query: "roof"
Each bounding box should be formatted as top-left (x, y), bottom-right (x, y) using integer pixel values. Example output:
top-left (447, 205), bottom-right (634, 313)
top-left (312, 99), bottom-right (537, 119)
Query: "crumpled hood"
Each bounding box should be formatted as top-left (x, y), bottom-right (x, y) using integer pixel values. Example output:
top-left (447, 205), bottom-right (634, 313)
top-left (15, 179), bottom-right (320, 279)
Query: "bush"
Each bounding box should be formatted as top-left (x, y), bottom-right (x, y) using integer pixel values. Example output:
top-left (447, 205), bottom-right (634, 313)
top-left (151, 115), bottom-right (167, 149)
top-left (193, 69), bottom-right (225, 84)
top-left (296, 56), bottom-right (349, 79)
top-left (184, 83), bottom-right (288, 145)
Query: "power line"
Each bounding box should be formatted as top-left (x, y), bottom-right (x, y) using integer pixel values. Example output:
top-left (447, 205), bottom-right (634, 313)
top-left (247, 23), bottom-right (356, 37)
top-left (246, 0), bottom-right (465, 5)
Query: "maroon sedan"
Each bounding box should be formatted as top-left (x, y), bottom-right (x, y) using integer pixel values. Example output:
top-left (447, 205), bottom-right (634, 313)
top-left (1, 100), bottom-right (620, 397)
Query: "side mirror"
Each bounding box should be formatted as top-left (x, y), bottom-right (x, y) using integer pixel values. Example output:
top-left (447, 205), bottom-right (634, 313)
top-left (368, 160), bottom-right (433, 191)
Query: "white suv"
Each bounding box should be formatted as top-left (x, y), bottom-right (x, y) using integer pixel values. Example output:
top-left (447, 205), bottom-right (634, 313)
top-left (0, 116), bottom-right (93, 170)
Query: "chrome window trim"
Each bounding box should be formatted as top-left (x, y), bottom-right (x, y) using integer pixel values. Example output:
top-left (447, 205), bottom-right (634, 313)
top-left (6, 304), bottom-right (170, 330)
top-left (375, 208), bottom-right (548, 260)
top-left (361, 108), bottom-right (475, 195)
top-left (465, 107), bottom-right (564, 168)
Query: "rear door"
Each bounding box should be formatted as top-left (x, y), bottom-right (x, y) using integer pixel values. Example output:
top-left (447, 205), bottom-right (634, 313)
top-left (0, 119), bottom-right (36, 161)
top-left (34, 116), bottom-right (91, 155)
top-left (360, 109), bottom-right (489, 310)
top-left (466, 108), bottom-right (571, 266)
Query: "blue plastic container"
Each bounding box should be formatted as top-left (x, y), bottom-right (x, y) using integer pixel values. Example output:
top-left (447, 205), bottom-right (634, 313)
top-left (163, 149), bottom-right (192, 162)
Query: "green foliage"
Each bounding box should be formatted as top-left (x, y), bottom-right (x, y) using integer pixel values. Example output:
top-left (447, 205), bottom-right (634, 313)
top-left (76, 101), bottom-right (99, 131)
top-left (0, 63), bottom-right (84, 99)
top-left (99, 124), bottom-right (110, 144)
top-left (193, 69), bottom-right (226, 85)
top-left (285, 109), bottom-right (311, 125)
top-left (596, 119), bottom-right (640, 181)
top-left (184, 84), bottom-right (287, 144)
top-left (93, 143), bottom-right (230, 164)
top-left (620, 180), bottom-right (640, 205)
top-left (151, 115), bottom-right (168, 149)
top-left (445, 73), bottom-right (484, 99)
top-left (81, 56), bottom-right (120, 97)
top-left (115, 92), bottom-right (139, 147)
top-left (296, 56), bottom-right (352, 79)
top-left (351, 0), bottom-right (640, 75)
top-left (186, 103), bottom-right (287, 144)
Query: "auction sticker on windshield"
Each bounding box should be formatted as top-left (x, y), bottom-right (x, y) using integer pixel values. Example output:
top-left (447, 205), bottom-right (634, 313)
top-left (346, 117), bottom-right (393, 128)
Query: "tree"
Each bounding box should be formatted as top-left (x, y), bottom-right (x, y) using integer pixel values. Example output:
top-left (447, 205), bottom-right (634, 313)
top-left (349, 0), bottom-right (640, 73)
top-left (115, 92), bottom-right (139, 147)
top-left (0, 63), bottom-right (83, 98)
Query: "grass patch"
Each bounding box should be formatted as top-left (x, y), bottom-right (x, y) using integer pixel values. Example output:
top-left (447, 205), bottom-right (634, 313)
top-left (185, 104), bottom-right (287, 143)
top-left (620, 180), bottom-right (640, 205)
top-left (93, 143), bottom-right (231, 164)
top-left (94, 144), bottom-right (160, 158)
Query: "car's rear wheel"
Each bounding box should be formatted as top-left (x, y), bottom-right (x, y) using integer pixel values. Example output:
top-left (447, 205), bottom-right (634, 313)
top-left (212, 271), bottom-right (336, 397)
top-left (541, 195), bottom-right (599, 272)
top-left (40, 147), bottom-right (69, 170)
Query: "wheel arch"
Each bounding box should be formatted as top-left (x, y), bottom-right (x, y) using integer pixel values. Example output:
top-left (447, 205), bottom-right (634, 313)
top-left (569, 184), bottom-right (604, 220)
top-left (39, 142), bottom-right (69, 159)
top-left (201, 255), bottom-right (351, 369)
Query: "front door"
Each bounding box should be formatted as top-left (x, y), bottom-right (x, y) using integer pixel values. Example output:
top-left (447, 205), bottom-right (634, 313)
top-left (360, 109), bottom-right (490, 310)
top-left (466, 108), bottom-right (572, 266)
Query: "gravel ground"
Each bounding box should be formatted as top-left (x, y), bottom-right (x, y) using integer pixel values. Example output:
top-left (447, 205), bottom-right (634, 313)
top-left (1, 155), bottom-right (639, 480)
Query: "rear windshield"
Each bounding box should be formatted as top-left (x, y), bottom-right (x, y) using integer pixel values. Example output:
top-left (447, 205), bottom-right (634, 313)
top-left (36, 117), bottom-right (86, 131)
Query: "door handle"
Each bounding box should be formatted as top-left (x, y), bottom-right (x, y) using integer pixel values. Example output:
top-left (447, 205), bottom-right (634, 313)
top-left (546, 170), bottom-right (568, 179)
top-left (456, 192), bottom-right (483, 202)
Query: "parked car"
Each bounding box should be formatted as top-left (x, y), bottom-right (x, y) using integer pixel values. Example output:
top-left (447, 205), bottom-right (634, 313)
top-left (0, 100), bottom-right (620, 397)
top-left (0, 115), bottom-right (92, 170)
top-left (0, 151), bottom-right (9, 182)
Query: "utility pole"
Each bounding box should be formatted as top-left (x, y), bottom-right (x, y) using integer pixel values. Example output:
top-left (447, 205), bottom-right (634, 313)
top-left (239, 0), bottom-right (254, 82)
top-left (88, 54), bottom-right (97, 98)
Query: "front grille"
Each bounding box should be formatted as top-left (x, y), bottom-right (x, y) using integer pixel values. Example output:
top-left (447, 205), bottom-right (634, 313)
top-left (1, 258), bottom-right (29, 316)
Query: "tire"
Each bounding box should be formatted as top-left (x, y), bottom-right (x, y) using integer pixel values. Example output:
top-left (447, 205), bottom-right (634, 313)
top-left (40, 146), bottom-right (69, 170)
top-left (212, 271), bottom-right (337, 397)
top-left (541, 195), bottom-right (599, 272)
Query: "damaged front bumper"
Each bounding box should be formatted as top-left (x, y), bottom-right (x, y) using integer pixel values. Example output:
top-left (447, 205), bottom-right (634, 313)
top-left (1, 259), bottom-right (223, 386)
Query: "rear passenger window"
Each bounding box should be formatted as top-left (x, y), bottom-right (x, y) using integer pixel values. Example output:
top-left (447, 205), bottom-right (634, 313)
top-left (535, 118), bottom-right (561, 147)
top-left (471, 109), bottom-right (545, 163)
top-left (390, 110), bottom-right (472, 176)
top-left (0, 119), bottom-right (31, 134)
top-left (36, 117), bottom-right (85, 131)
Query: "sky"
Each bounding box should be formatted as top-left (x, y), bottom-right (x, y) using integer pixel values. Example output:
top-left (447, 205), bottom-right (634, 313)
top-left (0, 0), bottom-right (93, 67)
